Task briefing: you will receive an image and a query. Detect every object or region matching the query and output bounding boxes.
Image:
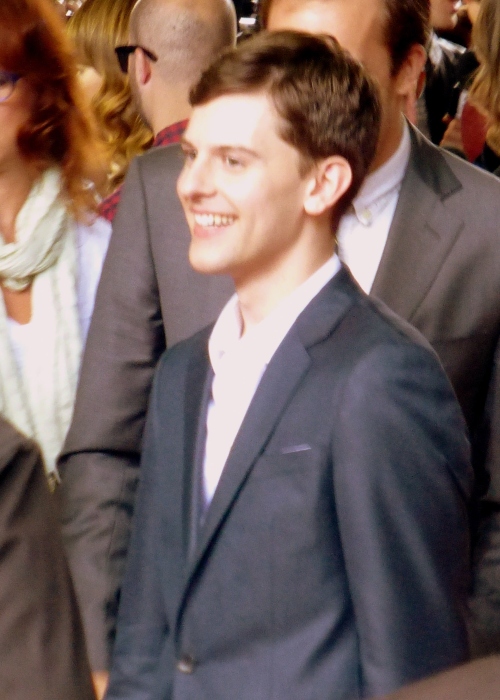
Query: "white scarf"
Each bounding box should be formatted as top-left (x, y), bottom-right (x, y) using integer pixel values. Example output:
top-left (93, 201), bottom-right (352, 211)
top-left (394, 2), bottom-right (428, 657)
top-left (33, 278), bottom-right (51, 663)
top-left (0, 169), bottom-right (82, 482)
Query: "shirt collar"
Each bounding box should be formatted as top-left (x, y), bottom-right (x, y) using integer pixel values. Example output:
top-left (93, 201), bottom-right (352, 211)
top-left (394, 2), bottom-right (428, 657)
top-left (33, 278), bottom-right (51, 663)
top-left (350, 120), bottom-right (411, 225)
top-left (209, 255), bottom-right (341, 375)
top-left (153, 119), bottom-right (189, 147)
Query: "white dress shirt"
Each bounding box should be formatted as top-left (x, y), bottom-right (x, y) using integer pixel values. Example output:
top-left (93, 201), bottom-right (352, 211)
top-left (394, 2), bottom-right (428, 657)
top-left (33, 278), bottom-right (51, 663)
top-left (336, 121), bottom-right (411, 293)
top-left (203, 254), bottom-right (341, 506)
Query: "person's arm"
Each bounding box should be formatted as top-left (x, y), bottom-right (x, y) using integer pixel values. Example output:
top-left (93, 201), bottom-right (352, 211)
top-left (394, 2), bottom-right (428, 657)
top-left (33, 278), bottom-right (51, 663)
top-left (58, 155), bottom-right (166, 672)
top-left (105, 355), bottom-right (174, 700)
top-left (440, 117), bottom-right (467, 158)
top-left (377, 656), bottom-right (500, 700)
top-left (0, 417), bottom-right (96, 700)
top-left (334, 340), bottom-right (473, 696)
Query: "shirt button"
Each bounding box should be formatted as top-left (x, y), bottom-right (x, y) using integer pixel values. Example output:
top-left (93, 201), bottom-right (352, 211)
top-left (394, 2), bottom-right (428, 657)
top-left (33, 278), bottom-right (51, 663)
top-left (177, 654), bottom-right (196, 674)
top-left (358, 208), bottom-right (373, 226)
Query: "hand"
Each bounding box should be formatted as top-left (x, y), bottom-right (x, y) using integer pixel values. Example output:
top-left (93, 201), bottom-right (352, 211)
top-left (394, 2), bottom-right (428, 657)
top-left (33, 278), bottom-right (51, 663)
top-left (440, 117), bottom-right (465, 155)
top-left (92, 671), bottom-right (109, 699)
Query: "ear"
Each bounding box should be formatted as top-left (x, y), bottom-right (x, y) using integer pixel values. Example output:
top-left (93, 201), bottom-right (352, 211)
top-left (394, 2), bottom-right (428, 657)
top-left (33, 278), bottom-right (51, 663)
top-left (394, 43), bottom-right (427, 99)
top-left (303, 156), bottom-right (352, 217)
top-left (134, 46), bottom-right (153, 87)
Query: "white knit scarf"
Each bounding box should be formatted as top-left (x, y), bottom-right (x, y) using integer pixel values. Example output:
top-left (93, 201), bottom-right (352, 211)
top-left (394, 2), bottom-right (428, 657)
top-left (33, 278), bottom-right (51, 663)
top-left (0, 169), bottom-right (82, 481)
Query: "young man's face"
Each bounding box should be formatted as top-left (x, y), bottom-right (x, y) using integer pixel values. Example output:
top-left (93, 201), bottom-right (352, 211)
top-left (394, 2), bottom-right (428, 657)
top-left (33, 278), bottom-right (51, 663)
top-left (266, 0), bottom-right (416, 169)
top-left (177, 92), bottom-right (325, 290)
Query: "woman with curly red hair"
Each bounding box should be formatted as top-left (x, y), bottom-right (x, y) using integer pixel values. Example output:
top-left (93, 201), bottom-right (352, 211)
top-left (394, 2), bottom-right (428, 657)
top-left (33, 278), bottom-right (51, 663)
top-left (0, 0), bottom-right (110, 486)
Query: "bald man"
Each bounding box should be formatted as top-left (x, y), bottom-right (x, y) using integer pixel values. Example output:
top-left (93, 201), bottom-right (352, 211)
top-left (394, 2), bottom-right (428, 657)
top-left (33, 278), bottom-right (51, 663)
top-left (100, 0), bottom-right (236, 221)
top-left (58, 0), bottom-right (236, 689)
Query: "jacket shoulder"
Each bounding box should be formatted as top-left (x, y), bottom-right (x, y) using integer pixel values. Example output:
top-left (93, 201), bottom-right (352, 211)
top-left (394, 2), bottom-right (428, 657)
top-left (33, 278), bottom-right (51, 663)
top-left (156, 324), bottom-right (212, 379)
top-left (315, 269), bottom-right (436, 356)
top-left (409, 127), bottom-right (500, 201)
top-left (135, 142), bottom-right (184, 179)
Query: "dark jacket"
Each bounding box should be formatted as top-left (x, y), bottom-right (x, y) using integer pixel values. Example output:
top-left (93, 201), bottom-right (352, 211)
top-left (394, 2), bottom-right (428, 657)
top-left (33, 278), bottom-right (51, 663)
top-left (107, 268), bottom-right (472, 700)
top-left (0, 417), bottom-right (95, 700)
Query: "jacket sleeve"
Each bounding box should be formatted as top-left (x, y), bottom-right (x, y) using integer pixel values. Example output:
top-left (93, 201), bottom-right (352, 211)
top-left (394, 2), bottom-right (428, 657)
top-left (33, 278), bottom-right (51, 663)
top-left (58, 155), bottom-right (166, 671)
top-left (105, 358), bottom-right (174, 700)
top-left (333, 340), bottom-right (473, 695)
top-left (0, 417), bottom-right (96, 700)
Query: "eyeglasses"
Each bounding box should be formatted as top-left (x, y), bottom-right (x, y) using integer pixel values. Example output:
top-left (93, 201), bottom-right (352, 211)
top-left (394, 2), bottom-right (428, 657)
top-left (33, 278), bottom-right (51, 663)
top-left (0, 70), bottom-right (21, 103)
top-left (114, 45), bottom-right (158, 74)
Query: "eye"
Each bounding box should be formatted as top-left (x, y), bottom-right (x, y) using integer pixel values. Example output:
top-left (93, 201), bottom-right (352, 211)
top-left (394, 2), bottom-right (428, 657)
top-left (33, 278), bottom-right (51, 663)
top-left (181, 146), bottom-right (197, 163)
top-left (223, 154), bottom-right (244, 169)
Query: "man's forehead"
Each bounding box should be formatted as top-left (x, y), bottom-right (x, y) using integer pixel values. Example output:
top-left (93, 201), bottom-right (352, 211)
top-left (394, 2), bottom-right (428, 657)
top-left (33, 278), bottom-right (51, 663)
top-left (185, 92), bottom-right (279, 146)
top-left (266, 0), bottom-right (386, 47)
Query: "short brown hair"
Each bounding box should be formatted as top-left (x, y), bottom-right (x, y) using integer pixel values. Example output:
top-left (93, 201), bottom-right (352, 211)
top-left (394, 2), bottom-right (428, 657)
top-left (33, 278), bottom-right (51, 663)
top-left (382, 0), bottom-right (430, 74)
top-left (259, 0), bottom-right (431, 75)
top-left (190, 30), bottom-right (381, 221)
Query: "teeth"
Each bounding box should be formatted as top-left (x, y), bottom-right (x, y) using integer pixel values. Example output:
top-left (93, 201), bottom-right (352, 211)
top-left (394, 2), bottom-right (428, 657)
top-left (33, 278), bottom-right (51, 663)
top-left (194, 213), bottom-right (235, 227)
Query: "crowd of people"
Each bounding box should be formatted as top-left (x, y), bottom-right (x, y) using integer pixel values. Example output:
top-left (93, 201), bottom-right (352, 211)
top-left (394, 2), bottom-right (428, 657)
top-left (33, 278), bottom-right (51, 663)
top-left (1, 0), bottom-right (500, 698)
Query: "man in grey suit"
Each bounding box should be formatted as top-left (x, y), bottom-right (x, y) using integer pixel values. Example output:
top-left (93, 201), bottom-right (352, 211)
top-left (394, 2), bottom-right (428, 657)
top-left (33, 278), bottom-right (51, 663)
top-left (263, 0), bottom-right (500, 655)
top-left (106, 30), bottom-right (472, 699)
top-left (59, 0), bottom-right (236, 683)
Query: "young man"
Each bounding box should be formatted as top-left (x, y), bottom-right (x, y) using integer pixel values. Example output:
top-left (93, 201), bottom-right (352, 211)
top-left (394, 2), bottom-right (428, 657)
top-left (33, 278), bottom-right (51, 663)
top-left (106, 31), bottom-right (472, 700)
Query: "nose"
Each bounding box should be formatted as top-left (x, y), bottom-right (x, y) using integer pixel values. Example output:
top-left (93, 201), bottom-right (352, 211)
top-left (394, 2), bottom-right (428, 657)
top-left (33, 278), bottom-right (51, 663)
top-left (177, 153), bottom-right (215, 202)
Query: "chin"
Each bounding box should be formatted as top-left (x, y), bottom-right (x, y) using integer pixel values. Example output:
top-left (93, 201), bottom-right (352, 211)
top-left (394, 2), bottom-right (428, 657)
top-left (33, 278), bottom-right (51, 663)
top-left (188, 250), bottom-right (229, 277)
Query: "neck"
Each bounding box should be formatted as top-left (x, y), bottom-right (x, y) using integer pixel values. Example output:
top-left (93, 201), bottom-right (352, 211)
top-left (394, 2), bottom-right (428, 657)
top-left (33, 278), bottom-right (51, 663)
top-left (235, 223), bottom-right (335, 334)
top-left (369, 111), bottom-right (405, 173)
top-left (149, 83), bottom-right (192, 137)
top-left (0, 163), bottom-right (38, 243)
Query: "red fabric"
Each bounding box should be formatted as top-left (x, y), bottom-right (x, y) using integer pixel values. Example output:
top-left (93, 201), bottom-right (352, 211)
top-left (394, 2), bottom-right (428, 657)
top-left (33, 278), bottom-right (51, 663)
top-left (461, 102), bottom-right (488, 163)
top-left (153, 120), bottom-right (188, 148)
top-left (99, 120), bottom-right (189, 223)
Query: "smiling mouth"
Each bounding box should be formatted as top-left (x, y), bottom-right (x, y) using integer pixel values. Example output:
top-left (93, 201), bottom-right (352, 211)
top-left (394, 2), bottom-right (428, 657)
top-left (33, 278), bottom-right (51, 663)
top-left (194, 213), bottom-right (236, 227)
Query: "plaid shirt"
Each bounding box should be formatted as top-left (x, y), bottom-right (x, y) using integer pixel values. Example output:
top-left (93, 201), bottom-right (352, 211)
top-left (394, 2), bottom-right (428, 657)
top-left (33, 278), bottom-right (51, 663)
top-left (99, 119), bottom-right (189, 223)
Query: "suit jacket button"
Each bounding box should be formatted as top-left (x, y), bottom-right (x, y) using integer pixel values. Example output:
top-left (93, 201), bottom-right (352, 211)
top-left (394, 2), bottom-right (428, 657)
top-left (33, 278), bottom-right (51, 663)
top-left (177, 654), bottom-right (196, 674)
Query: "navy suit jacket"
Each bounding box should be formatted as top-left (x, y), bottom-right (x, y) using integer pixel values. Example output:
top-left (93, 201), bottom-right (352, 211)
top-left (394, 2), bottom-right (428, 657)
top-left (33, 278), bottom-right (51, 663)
top-left (107, 268), bottom-right (472, 700)
top-left (60, 130), bottom-right (500, 668)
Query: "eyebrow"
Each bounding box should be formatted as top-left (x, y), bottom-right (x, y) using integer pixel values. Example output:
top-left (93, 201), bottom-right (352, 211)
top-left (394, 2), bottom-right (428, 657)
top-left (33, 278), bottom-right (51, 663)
top-left (180, 137), bottom-right (260, 160)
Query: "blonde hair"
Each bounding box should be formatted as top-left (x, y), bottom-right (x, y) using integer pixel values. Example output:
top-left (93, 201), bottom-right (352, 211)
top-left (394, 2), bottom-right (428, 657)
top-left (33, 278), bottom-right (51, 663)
top-left (67, 0), bottom-right (153, 194)
top-left (469, 0), bottom-right (500, 156)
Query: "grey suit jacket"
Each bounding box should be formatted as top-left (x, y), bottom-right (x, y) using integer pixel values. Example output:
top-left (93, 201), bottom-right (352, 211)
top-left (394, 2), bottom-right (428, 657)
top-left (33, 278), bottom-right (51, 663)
top-left (60, 129), bottom-right (500, 669)
top-left (370, 127), bottom-right (500, 654)
top-left (60, 144), bottom-right (233, 669)
top-left (0, 417), bottom-right (95, 700)
top-left (106, 268), bottom-right (472, 700)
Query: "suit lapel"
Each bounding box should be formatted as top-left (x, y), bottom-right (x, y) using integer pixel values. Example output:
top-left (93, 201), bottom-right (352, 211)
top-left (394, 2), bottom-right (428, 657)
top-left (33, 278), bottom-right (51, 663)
top-left (192, 335), bottom-right (311, 563)
top-left (181, 329), bottom-right (213, 560)
top-left (178, 269), bottom-right (356, 606)
top-left (371, 126), bottom-right (464, 321)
